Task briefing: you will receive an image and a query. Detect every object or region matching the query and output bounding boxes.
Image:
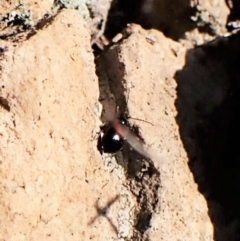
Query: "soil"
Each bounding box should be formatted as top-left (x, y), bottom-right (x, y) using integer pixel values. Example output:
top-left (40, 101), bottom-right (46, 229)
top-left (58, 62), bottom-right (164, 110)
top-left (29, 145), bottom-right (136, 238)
top-left (1, 1), bottom-right (240, 241)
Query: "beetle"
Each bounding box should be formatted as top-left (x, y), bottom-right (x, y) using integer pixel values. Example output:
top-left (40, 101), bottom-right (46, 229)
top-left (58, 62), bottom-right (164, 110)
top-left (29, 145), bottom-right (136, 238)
top-left (97, 116), bottom-right (128, 154)
top-left (97, 114), bottom-right (153, 160)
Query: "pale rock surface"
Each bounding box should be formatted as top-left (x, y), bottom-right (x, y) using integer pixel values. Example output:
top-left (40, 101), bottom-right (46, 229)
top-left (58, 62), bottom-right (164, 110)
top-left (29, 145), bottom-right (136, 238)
top-left (0, 0), bottom-right (54, 24)
top-left (0, 9), bottom-right (126, 241)
top-left (101, 24), bottom-right (214, 240)
top-left (0, 2), bottom-right (231, 241)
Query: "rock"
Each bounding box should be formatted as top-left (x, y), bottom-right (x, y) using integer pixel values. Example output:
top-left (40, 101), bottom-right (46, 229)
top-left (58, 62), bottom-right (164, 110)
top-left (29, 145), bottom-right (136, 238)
top-left (1, 1), bottom-right (239, 241)
top-left (0, 0), bottom-right (53, 36)
top-left (99, 24), bottom-right (214, 240)
top-left (0, 9), bottom-right (123, 240)
top-left (176, 30), bottom-right (240, 241)
top-left (0, 0), bottom-right (53, 22)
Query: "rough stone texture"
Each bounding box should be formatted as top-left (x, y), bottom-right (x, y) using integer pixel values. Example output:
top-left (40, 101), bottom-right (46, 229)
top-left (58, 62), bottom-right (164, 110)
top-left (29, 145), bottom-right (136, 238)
top-left (0, 0), bottom-right (54, 41)
top-left (1, 1), bottom-right (240, 241)
top-left (0, 9), bottom-right (126, 241)
top-left (98, 24), bottom-right (240, 241)
top-left (104, 0), bottom-right (230, 46)
top-left (100, 24), bottom-right (214, 240)
top-left (183, 0), bottom-right (230, 45)
top-left (176, 31), bottom-right (240, 241)
top-left (0, 0), bottom-right (54, 25)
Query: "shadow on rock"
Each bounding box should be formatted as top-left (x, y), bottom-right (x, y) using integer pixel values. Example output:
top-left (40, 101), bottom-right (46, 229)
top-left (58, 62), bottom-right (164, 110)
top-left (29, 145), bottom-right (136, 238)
top-left (225, 0), bottom-right (240, 31)
top-left (105, 0), bottom-right (197, 40)
top-left (175, 32), bottom-right (240, 241)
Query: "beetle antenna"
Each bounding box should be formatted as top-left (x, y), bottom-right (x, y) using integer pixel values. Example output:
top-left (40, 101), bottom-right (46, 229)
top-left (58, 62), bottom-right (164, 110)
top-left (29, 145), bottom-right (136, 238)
top-left (128, 117), bottom-right (154, 126)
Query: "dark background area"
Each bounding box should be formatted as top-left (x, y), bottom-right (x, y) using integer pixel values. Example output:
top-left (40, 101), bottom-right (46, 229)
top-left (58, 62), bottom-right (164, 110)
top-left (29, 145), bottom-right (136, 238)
top-left (175, 33), bottom-right (240, 241)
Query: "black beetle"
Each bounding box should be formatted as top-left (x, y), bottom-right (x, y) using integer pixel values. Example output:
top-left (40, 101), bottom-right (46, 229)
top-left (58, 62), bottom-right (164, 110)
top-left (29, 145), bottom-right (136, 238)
top-left (97, 116), bottom-right (127, 154)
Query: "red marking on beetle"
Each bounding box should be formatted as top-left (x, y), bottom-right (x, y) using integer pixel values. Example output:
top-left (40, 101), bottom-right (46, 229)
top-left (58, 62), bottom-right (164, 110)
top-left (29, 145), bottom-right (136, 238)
top-left (112, 118), bottom-right (151, 159)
